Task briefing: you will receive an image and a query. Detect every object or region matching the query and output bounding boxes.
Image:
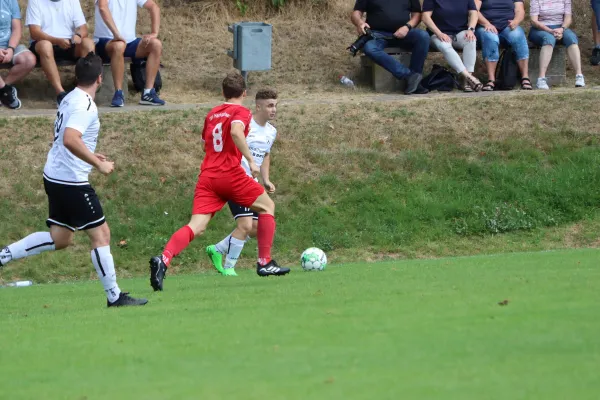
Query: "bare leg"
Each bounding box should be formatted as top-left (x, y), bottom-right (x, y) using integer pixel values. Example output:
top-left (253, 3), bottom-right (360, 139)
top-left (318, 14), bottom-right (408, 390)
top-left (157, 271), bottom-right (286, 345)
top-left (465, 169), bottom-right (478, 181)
top-left (4, 51), bottom-right (37, 85)
top-left (35, 40), bottom-right (64, 94)
top-left (538, 45), bottom-right (554, 78)
top-left (135, 38), bottom-right (162, 90)
top-left (106, 41), bottom-right (126, 91)
top-left (567, 44), bottom-right (583, 75)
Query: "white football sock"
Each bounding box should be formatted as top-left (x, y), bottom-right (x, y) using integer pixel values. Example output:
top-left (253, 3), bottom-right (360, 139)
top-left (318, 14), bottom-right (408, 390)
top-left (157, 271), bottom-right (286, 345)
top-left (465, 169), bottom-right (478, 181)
top-left (224, 237), bottom-right (246, 269)
top-left (143, 88), bottom-right (151, 95)
top-left (215, 234), bottom-right (232, 255)
top-left (3, 232), bottom-right (56, 264)
top-left (91, 246), bottom-right (121, 303)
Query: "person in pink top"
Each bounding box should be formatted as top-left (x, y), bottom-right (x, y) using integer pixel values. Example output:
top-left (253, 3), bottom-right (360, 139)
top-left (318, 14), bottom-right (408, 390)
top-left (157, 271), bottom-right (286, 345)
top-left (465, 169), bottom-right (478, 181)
top-left (528, 0), bottom-right (584, 89)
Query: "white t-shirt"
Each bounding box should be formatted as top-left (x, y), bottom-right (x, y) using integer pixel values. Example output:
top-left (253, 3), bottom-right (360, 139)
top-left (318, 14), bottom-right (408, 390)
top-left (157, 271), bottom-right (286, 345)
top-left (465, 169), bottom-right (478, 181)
top-left (44, 88), bottom-right (101, 186)
top-left (26, 0), bottom-right (86, 40)
top-left (94, 0), bottom-right (147, 43)
top-left (240, 118), bottom-right (277, 178)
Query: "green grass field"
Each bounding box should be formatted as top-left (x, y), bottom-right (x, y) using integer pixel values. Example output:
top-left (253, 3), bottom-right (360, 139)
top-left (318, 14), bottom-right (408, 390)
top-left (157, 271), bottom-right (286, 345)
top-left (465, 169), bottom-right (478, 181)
top-left (1, 249), bottom-right (599, 400)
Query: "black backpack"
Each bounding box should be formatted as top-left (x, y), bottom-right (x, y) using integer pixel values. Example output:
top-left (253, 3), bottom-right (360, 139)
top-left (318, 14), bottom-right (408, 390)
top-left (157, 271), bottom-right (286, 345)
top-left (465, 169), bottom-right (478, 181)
top-left (421, 64), bottom-right (458, 92)
top-left (495, 48), bottom-right (520, 90)
top-left (130, 60), bottom-right (163, 93)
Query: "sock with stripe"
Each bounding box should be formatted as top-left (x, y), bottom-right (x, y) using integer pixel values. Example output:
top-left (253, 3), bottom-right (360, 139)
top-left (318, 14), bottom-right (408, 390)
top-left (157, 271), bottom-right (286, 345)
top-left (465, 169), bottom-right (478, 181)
top-left (91, 246), bottom-right (121, 303)
top-left (161, 225), bottom-right (195, 267)
top-left (1, 232), bottom-right (56, 265)
top-left (215, 234), bottom-right (232, 255)
top-left (224, 236), bottom-right (246, 269)
top-left (257, 214), bottom-right (276, 266)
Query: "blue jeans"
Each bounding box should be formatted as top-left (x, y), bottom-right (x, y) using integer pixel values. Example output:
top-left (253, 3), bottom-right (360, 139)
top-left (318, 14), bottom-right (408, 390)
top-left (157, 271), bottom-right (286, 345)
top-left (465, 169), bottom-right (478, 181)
top-left (592, 0), bottom-right (600, 32)
top-left (528, 25), bottom-right (579, 48)
top-left (362, 29), bottom-right (430, 79)
top-left (476, 26), bottom-right (529, 62)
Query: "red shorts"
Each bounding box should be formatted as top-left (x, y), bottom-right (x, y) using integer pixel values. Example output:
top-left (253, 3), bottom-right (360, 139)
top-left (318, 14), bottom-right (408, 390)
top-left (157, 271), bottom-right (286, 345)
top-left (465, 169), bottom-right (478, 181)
top-left (193, 171), bottom-right (265, 215)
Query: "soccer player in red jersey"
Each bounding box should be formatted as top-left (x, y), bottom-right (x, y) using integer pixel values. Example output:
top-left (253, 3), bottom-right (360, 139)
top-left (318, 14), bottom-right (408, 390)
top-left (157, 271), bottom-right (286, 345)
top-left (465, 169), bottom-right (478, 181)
top-left (149, 72), bottom-right (289, 291)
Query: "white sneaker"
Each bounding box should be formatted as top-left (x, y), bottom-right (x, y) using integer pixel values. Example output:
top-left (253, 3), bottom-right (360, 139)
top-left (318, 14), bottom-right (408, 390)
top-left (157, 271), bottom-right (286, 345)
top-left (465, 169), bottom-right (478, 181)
top-left (536, 77), bottom-right (550, 90)
top-left (575, 74), bottom-right (585, 87)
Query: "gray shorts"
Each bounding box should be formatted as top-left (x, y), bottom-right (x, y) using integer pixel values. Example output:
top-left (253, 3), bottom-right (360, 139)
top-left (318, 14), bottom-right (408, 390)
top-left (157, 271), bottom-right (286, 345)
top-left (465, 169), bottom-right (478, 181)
top-left (1, 44), bottom-right (31, 65)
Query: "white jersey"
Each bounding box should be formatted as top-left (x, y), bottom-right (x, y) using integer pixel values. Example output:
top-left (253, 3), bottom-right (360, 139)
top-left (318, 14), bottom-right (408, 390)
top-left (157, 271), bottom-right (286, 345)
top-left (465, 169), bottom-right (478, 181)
top-left (94, 0), bottom-right (147, 43)
top-left (241, 118), bottom-right (277, 178)
top-left (43, 88), bottom-right (100, 186)
top-left (26, 0), bottom-right (87, 40)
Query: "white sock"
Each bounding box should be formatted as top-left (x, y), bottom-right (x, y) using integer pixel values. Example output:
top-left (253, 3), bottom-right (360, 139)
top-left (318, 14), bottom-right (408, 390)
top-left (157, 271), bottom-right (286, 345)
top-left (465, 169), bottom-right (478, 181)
top-left (143, 88), bottom-right (151, 95)
top-left (91, 246), bottom-right (121, 303)
top-left (215, 234), bottom-right (232, 255)
top-left (2, 232), bottom-right (56, 264)
top-left (224, 237), bottom-right (246, 269)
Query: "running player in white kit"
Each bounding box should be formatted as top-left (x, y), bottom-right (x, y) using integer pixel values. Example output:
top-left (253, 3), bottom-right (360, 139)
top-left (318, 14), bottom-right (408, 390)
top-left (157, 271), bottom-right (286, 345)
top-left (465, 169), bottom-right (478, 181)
top-left (205, 89), bottom-right (290, 277)
top-left (0, 52), bottom-right (147, 307)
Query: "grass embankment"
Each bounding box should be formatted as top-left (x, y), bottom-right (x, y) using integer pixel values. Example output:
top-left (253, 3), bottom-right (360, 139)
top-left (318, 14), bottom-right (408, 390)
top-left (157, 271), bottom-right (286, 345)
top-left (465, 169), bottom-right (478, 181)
top-left (0, 92), bottom-right (599, 283)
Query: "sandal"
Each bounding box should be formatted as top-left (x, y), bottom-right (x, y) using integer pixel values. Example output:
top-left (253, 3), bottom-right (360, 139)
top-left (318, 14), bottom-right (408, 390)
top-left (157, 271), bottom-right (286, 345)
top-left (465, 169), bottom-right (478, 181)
top-left (463, 83), bottom-right (474, 93)
top-left (465, 75), bottom-right (483, 92)
top-left (482, 80), bottom-right (495, 91)
top-left (521, 77), bottom-right (533, 90)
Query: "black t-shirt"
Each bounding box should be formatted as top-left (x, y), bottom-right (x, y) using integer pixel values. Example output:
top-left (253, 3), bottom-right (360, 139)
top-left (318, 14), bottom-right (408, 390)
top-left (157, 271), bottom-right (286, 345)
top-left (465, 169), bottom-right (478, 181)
top-left (422, 0), bottom-right (477, 35)
top-left (354, 0), bottom-right (422, 33)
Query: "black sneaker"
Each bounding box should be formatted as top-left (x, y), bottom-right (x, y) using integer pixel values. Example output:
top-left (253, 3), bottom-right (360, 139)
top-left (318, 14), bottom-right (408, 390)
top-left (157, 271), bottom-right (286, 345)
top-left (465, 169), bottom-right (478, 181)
top-left (107, 292), bottom-right (148, 308)
top-left (256, 260), bottom-right (290, 277)
top-left (591, 48), bottom-right (600, 66)
top-left (413, 84), bottom-right (429, 95)
top-left (149, 256), bottom-right (167, 291)
top-left (57, 91), bottom-right (68, 107)
top-left (404, 73), bottom-right (422, 95)
top-left (0, 85), bottom-right (21, 110)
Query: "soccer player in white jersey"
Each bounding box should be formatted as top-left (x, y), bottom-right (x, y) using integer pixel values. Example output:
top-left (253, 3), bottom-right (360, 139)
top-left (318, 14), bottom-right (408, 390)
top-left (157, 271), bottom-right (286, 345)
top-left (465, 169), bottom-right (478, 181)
top-left (205, 89), bottom-right (290, 277)
top-left (0, 52), bottom-right (147, 308)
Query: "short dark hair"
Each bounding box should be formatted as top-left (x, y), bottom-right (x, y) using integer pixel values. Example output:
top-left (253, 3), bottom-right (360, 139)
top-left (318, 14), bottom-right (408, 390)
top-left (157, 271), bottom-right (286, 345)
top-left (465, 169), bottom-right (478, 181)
top-left (75, 52), bottom-right (103, 87)
top-left (255, 88), bottom-right (278, 101)
top-left (222, 72), bottom-right (246, 99)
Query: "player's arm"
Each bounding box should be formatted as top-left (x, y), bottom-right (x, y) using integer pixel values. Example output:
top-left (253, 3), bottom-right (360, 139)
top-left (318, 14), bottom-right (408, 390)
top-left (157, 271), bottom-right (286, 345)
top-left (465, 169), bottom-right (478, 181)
top-left (261, 153), bottom-right (275, 193)
top-left (64, 128), bottom-right (114, 175)
top-left (97, 0), bottom-right (125, 42)
top-left (230, 122), bottom-right (259, 177)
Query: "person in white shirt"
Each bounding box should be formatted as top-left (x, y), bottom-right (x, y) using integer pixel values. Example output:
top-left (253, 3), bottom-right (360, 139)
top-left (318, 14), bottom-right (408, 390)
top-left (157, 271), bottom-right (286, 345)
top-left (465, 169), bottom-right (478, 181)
top-left (26, 0), bottom-right (95, 106)
top-left (94, 0), bottom-right (164, 107)
top-left (0, 53), bottom-right (147, 308)
top-left (206, 89), bottom-right (289, 277)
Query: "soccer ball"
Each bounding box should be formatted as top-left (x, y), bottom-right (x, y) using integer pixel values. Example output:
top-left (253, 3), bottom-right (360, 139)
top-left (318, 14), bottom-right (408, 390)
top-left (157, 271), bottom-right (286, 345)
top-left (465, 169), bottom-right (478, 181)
top-left (301, 248), bottom-right (327, 271)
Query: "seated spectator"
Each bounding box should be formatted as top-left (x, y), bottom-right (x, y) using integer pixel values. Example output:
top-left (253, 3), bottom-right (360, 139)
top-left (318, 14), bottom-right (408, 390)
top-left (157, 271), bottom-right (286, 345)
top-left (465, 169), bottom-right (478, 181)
top-left (26, 0), bottom-right (95, 106)
top-left (351, 0), bottom-right (430, 95)
top-left (475, 0), bottom-right (531, 90)
top-left (422, 0), bottom-right (483, 92)
top-left (591, 0), bottom-right (600, 65)
top-left (529, 0), bottom-right (584, 89)
top-left (0, 0), bottom-right (36, 109)
top-left (94, 0), bottom-right (165, 106)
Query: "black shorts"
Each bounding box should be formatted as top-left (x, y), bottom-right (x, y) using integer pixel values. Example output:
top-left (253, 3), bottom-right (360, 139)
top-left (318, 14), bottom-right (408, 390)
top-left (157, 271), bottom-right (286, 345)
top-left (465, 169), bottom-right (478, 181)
top-left (228, 201), bottom-right (258, 220)
top-left (29, 42), bottom-right (78, 64)
top-left (44, 179), bottom-right (106, 232)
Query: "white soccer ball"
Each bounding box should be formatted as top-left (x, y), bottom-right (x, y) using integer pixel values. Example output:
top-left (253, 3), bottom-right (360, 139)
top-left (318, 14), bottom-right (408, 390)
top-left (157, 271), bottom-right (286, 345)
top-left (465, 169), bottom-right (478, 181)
top-left (301, 247), bottom-right (327, 271)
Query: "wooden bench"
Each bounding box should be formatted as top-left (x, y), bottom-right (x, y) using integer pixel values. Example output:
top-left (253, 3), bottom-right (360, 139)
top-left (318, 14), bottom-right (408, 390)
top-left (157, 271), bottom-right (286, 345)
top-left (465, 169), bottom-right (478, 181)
top-left (0, 58), bottom-right (131, 105)
top-left (361, 44), bottom-right (567, 92)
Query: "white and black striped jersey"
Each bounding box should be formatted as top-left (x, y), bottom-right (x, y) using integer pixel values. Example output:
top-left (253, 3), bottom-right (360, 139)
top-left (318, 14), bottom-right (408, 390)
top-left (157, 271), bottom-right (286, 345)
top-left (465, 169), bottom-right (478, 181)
top-left (43, 88), bottom-right (100, 186)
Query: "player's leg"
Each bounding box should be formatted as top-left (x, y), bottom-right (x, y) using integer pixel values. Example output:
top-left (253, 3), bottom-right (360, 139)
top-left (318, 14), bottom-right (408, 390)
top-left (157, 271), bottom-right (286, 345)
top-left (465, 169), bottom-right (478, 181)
top-left (207, 202), bottom-right (254, 276)
top-left (0, 225), bottom-right (71, 268)
top-left (209, 215), bottom-right (254, 276)
top-left (86, 222), bottom-right (147, 307)
top-left (149, 214), bottom-right (212, 291)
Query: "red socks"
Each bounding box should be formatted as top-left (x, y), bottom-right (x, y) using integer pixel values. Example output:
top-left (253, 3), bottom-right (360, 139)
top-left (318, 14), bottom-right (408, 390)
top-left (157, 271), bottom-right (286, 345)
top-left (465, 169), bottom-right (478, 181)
top-left (162, 225), bottom-right (195, 267)
top-left (257, 213), bottom-right (276, 266)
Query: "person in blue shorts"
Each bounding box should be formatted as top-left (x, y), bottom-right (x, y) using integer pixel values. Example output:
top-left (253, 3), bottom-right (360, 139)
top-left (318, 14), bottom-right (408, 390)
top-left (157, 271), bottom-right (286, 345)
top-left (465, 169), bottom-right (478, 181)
top-left (94, 0), bottom-right (165, 107)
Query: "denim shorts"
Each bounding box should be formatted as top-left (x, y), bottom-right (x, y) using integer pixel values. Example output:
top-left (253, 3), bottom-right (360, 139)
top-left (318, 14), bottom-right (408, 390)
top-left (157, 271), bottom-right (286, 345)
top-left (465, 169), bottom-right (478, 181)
top-left (528, 25), bottom-right (578, 48)
top-left (95, 38), bottom-right (143, 63)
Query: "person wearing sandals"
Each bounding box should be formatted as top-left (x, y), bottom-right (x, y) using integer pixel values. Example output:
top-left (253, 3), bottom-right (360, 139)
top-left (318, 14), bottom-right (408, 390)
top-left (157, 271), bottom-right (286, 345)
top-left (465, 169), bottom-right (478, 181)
top-left (475, 0), bottom-right (532, 91)
top-left (422, 0), bottom-right (483, 92)
top-left (529, 0), bottom-right (585, 89)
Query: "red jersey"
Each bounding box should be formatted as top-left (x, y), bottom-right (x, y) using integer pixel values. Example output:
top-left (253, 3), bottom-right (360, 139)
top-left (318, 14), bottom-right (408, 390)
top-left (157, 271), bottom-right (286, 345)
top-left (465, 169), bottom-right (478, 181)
top-left (200, 103), bottom-right (252, 178)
